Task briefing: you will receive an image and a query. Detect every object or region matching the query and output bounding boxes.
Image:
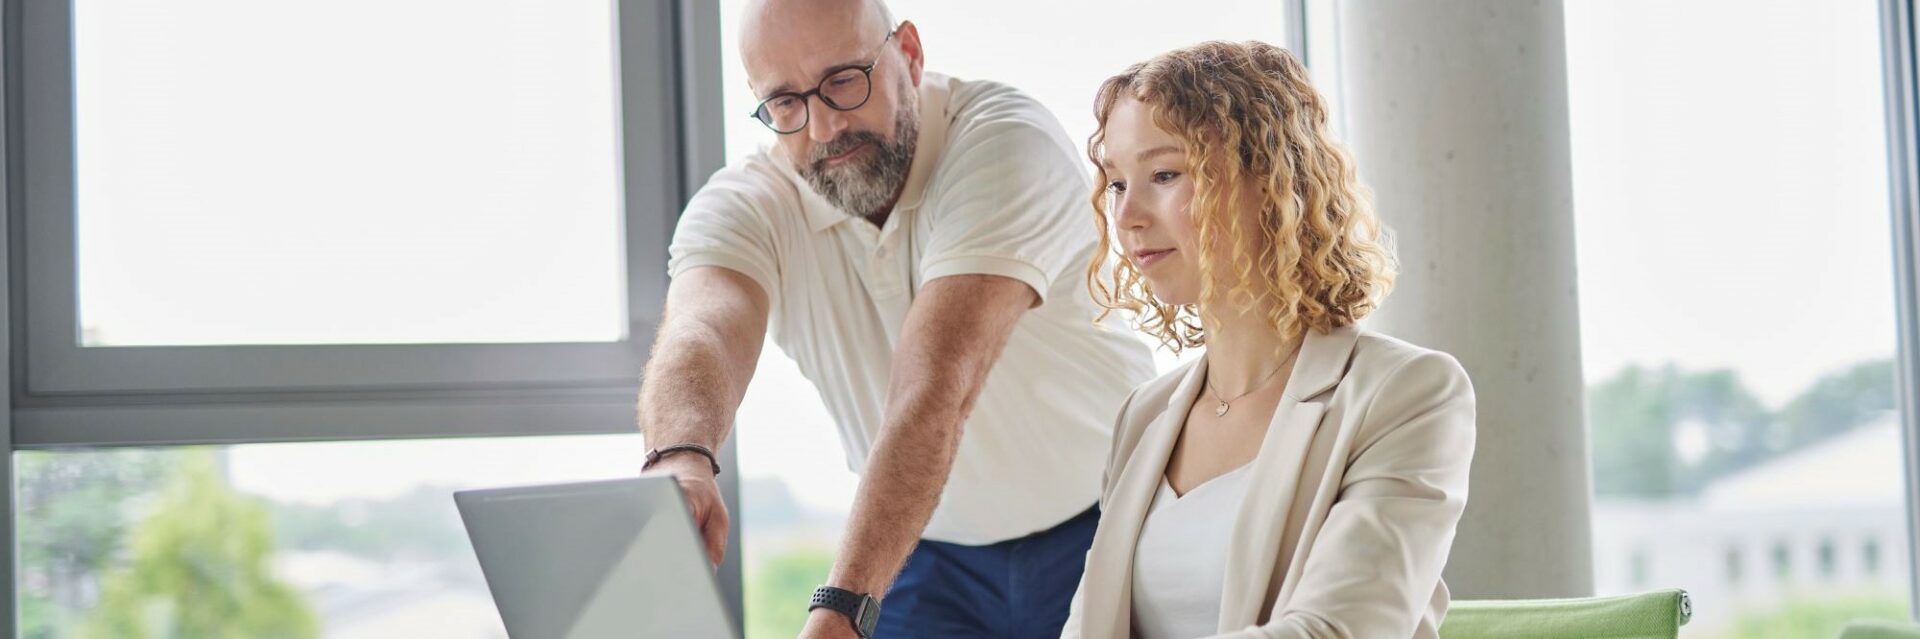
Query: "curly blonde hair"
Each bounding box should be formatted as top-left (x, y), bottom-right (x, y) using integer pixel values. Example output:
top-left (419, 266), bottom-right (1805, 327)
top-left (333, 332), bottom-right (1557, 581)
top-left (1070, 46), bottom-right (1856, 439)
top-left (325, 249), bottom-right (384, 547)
top-left (1086, 40), bottom-right (1395, 353)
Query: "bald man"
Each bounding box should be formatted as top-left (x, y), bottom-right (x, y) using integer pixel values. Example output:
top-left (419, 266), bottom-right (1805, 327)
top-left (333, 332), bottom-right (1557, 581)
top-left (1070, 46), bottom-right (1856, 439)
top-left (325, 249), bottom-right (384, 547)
top-left (637, 1), bottom-right (1154, 637)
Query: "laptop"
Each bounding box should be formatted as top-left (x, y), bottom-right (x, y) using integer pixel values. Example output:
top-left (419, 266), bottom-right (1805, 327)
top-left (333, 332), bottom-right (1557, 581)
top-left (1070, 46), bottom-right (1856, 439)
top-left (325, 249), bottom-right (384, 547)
top-left (454, 476), bottom-right (738, 639)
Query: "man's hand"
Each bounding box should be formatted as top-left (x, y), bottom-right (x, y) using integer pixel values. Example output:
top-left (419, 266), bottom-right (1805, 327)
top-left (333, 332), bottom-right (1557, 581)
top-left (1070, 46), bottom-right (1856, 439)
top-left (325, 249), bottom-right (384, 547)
top-left (645, 454), bottom-right (730, 568)
top-left (796, 608), bottom-right (860, 639)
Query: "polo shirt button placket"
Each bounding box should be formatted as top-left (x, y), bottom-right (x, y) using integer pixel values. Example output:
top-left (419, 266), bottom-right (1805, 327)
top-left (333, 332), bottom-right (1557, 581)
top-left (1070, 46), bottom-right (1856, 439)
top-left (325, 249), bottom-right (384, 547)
top-left (863, 247), bottom-right (891, 297)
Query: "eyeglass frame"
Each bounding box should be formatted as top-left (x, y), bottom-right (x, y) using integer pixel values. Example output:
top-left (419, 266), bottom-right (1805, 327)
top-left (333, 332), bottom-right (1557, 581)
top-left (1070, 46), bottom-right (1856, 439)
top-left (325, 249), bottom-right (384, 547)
top-left (747, 29), bottom-right (898, 135)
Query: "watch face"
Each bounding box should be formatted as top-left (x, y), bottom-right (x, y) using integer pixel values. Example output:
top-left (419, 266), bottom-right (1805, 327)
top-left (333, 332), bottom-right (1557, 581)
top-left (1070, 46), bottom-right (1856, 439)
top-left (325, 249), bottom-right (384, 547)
top-left (855, 596), bottom-right (881, 636)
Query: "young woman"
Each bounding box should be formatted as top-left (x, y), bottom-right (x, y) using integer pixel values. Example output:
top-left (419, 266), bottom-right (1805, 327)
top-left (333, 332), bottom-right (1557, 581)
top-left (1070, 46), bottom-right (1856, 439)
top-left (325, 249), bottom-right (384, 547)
top-left (1060, 41), bottom-right (1477, 639)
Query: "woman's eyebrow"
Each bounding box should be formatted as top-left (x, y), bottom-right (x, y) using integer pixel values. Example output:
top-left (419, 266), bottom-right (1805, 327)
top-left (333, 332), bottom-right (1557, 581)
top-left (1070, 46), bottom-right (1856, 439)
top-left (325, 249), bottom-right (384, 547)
top-left (1099, 145), bottom-right (1185, 170)
top-left (1136, 145), bottom-right (1183, 162)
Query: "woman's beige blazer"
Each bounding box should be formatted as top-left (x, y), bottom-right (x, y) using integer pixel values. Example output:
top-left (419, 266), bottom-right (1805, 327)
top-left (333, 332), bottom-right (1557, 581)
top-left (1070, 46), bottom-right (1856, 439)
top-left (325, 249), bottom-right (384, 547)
top-left (1061, 324), bottom-right (1477, 639)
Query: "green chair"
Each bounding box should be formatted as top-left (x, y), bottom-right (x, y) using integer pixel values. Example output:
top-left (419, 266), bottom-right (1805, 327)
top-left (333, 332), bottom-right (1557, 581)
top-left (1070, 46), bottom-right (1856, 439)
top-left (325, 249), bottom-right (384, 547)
top-left (1438, 588), bottom-right (1692, 639)
top-left (1839, 619), bottom-right (1920, 639)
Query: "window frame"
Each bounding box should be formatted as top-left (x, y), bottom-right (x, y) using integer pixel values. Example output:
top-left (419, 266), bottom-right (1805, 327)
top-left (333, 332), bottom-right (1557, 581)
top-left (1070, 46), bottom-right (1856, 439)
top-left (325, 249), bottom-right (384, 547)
top-left (1879, 0), bottom-right (1920, 620)
top-left (2, 42), bottom-right (15, 629)
top-left (6, 0), bottom-right (691, 448)
top-left (13, 0), bottom-right (677, 398)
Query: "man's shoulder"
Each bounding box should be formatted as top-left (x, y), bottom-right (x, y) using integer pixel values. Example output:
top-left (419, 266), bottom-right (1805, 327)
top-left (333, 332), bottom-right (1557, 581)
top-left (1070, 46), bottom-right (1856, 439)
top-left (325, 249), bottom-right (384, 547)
top-left (918, 74), bottom-right (1085, 213)
top-left (703, 148), bottom-right (799, 197)
top-left (944, 75), bottom-right (1048, 121)
top-left (686, 149), bottom-right (806, 221)
top-left (938, 74), bottom-right (1076, 157)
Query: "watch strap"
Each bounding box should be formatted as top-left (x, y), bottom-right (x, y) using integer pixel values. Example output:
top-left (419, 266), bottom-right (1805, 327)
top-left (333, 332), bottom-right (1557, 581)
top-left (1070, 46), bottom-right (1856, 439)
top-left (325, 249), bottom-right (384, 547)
top-left (809, 585), bottom-right (879, 638)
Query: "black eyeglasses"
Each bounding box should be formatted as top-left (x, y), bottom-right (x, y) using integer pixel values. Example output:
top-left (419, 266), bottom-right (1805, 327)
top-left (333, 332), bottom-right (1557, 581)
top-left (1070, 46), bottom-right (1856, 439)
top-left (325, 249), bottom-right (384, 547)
top-left (748, 30), bottom-right (896, 135)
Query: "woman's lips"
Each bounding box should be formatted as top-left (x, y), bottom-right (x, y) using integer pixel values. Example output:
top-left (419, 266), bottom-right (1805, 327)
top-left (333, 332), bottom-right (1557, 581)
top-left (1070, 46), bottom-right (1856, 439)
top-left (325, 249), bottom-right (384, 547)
top-left (1133, 248), bottom-right (1175, 268)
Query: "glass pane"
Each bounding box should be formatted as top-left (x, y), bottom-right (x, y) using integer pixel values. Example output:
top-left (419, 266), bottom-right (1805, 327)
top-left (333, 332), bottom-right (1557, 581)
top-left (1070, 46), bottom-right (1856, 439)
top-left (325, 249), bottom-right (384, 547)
top-left (715, 3), bottom-right (1290, 637)
top-left (75, 0), bottom-right (627, 347)
top-left (1566, 1), bottom-right (1913, 636)
top-left (14, 435), bottom-right (651, 639)
top-left (1305, 0), bottom-right (1348, 138)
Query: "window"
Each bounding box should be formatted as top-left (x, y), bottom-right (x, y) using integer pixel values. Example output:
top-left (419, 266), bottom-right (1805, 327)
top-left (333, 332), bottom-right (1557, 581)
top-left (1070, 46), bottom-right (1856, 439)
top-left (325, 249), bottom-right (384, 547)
top-left (74, 0), bottom-right (626, 348)
top-left (7, 0), bottom-right (718, 636)
top-left (713, 2), bottom-right (1298, 636)
top-left (17, 0), bottom-right (684, 397)
top-left (1568, 0), bottom-right (1915, 634)
top-left (15, 435), bottom-right (648, 638)
top-left (1866, 538), bottom-right (1884, 577)
top-left (1630, 547), bottom-right (1651, 589)
top-left (1303, 0), bottom-right (1347, 137)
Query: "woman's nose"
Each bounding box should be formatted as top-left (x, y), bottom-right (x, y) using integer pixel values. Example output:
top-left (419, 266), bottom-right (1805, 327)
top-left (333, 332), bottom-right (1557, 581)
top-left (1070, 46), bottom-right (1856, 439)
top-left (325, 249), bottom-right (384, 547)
top-left (1114, 192), bottom-right (1150, 231)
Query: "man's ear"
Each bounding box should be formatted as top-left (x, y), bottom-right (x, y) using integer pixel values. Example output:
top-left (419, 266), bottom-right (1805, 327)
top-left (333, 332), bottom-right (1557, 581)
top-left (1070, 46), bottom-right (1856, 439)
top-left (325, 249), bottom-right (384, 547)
top-left (894, 20), bottom-right (925, 87)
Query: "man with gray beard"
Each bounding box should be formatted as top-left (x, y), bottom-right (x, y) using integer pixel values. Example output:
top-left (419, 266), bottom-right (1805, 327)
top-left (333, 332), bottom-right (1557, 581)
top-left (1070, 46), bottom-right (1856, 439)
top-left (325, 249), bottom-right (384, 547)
top-left (637, 0), bottom-right (1154, 637)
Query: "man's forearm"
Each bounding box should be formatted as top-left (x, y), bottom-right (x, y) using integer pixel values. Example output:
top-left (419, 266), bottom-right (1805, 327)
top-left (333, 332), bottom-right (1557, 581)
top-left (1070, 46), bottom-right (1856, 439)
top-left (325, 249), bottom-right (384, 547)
top-left (638, 267), bottom-right (769, 455)
top-left (820, 275), bottom-right (1033, 597)
top-left (824, 393), bottom-right (968, 595)
top-left (638, 322), bottom-right (751, 451)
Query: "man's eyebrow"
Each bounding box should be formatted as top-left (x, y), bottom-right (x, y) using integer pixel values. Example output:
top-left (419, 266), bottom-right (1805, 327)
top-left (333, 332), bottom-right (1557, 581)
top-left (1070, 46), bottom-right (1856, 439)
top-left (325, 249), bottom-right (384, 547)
top-left (760, 60), bottom-right (870, 99)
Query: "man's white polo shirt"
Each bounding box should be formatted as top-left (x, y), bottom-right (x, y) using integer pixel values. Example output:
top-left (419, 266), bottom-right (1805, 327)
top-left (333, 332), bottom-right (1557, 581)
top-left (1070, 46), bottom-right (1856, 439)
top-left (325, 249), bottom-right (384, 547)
top-left (667, 73), bottom-right (1155, 545)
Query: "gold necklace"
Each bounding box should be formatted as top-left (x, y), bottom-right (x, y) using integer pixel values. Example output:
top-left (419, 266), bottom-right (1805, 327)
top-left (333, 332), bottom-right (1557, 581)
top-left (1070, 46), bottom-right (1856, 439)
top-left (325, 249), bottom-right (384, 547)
top-left (1204, 345), bottom-right (1301, 417)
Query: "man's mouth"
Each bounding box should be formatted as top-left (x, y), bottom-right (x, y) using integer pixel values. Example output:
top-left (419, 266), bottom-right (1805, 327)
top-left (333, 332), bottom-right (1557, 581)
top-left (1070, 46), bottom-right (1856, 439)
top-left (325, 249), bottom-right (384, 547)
top-left (822, 142), bottom-right (871, 166)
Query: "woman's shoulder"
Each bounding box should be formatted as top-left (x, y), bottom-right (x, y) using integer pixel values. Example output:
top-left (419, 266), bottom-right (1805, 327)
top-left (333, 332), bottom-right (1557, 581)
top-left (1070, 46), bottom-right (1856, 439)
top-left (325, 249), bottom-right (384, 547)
top-left (1340, 329), bottom-right (1475, 420)
top-left (1348, 328), bottom-right (1469, 383)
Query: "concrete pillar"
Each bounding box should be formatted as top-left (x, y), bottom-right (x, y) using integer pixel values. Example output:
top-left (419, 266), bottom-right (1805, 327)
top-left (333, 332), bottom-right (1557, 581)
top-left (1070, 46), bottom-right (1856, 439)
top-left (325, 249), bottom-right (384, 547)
top-left (1337, 0), bottom-right (1595, 598)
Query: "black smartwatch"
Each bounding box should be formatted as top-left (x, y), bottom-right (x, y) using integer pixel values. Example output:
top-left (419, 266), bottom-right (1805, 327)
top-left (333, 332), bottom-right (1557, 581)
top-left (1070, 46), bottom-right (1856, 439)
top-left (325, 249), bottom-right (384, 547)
top-left (809, 585), bottom-right (880, 638)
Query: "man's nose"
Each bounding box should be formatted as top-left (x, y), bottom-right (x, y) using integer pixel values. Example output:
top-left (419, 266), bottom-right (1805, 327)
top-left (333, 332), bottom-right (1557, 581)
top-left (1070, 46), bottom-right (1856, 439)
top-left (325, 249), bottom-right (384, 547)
top-left (806, 95), bottom-right (848, 144)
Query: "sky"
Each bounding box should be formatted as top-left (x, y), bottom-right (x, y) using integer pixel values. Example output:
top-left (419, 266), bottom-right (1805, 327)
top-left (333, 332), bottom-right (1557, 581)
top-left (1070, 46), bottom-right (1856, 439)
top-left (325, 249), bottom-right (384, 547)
top-left (63, 0), bottom-right (1897, 513)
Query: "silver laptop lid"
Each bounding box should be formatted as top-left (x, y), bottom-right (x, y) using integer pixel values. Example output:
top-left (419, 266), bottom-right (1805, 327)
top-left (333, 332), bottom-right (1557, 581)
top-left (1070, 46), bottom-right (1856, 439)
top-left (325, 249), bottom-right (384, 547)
top-left (454, 476), bottom-right (737, 639)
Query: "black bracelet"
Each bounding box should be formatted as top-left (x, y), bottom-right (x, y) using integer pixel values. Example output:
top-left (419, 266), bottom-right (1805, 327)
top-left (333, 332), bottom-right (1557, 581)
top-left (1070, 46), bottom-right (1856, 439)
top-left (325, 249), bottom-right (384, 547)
top-left (643, 443), bottom-right (722, 476)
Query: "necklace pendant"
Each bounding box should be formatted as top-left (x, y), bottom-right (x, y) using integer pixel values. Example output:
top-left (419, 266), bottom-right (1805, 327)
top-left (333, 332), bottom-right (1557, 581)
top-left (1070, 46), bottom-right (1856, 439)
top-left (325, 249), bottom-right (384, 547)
top-left (1215, 400), bottom-right (1230, 417)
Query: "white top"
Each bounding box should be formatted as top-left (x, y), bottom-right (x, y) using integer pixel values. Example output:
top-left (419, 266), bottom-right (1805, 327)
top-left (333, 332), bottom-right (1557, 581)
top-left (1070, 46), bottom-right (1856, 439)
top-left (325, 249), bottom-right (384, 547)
top-left (1131, 465), bottom-right (1252, 639)
top-left (666, 73), bottom-right (1156, 544)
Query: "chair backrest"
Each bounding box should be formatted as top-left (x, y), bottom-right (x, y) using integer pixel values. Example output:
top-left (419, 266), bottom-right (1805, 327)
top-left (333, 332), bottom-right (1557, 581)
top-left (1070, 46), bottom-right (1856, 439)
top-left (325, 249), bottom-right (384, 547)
top-left (1438, 589), bottom-right (1691, 639)
top-left (1839, 619), bottom-right (1920, 639)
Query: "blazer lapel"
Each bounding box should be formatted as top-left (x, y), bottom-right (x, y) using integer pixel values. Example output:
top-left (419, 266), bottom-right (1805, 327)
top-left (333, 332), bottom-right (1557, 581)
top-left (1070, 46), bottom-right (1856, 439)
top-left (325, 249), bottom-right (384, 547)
top-left (1080, 357), bottom-right (1209, 639)
top-left (1216, 325), bottom-right (1361, 629)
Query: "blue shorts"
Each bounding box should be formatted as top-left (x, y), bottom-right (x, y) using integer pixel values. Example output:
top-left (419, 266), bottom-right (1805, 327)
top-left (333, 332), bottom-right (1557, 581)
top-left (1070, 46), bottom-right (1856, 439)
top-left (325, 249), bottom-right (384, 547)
top-left (874, 505), bottom-right (1100, 638)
